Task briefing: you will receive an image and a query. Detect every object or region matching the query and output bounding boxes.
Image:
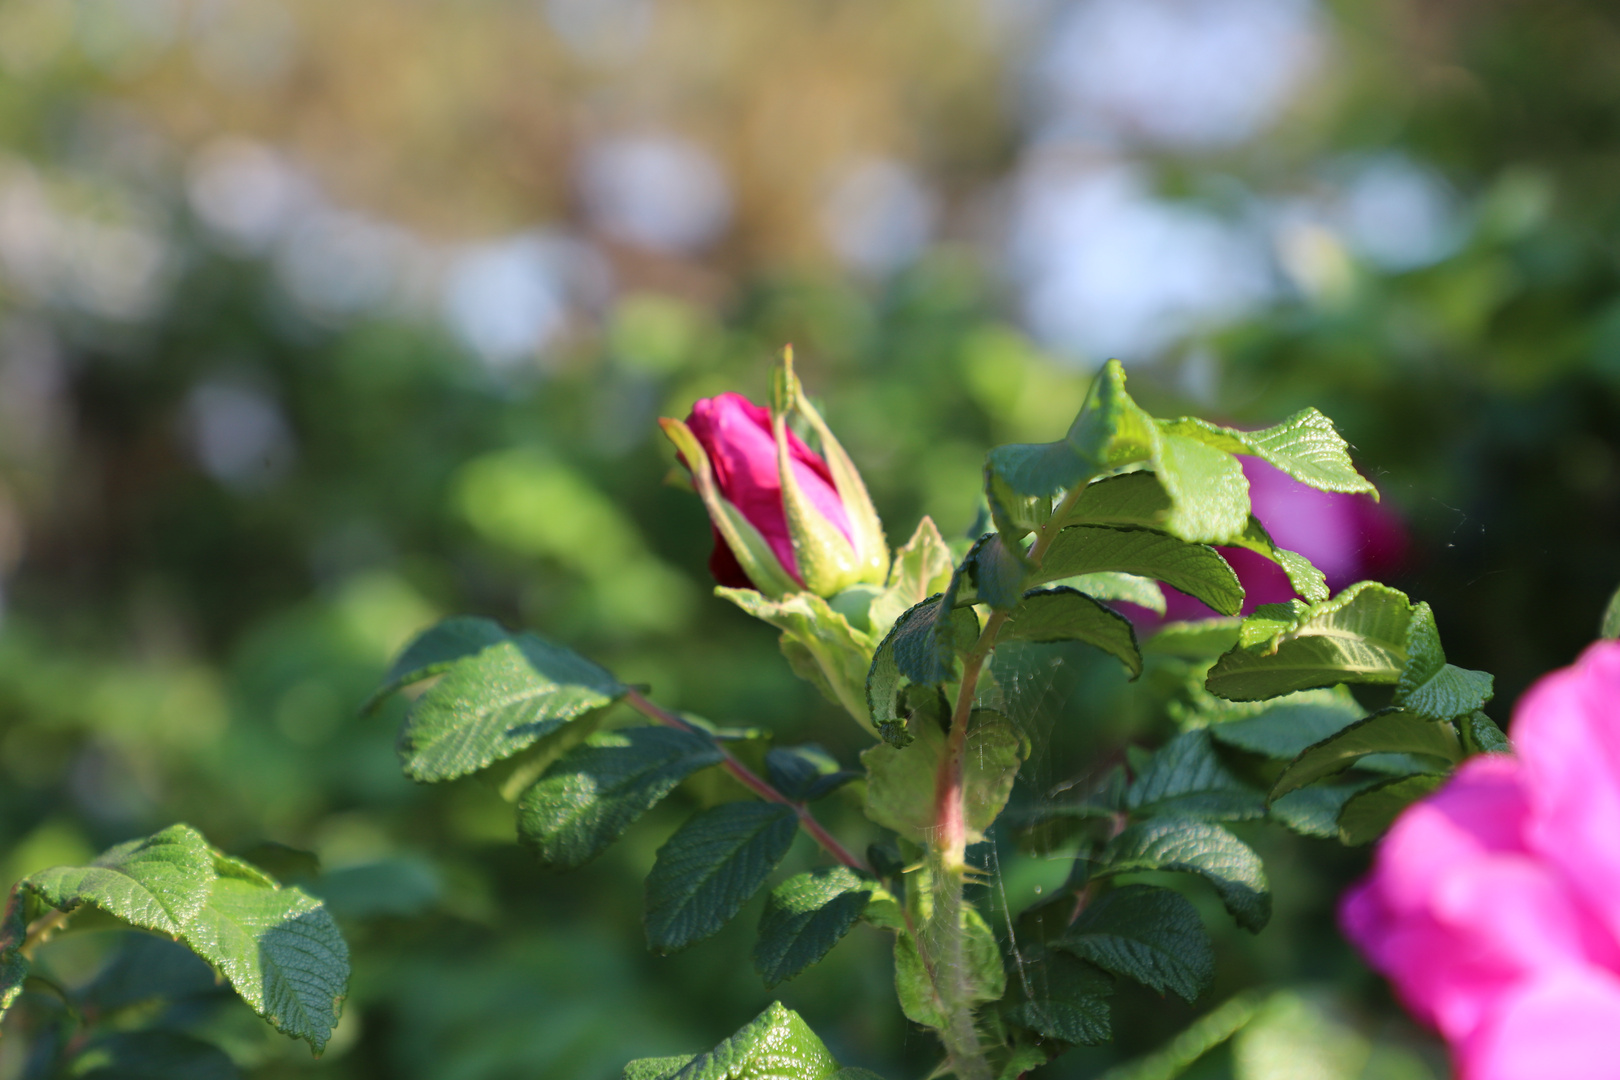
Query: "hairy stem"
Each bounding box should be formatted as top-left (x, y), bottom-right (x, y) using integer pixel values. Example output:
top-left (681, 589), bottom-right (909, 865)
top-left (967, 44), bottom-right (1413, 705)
top-left (924, 483), bottom-right (1089, 1078)
top-left (625, 690), bottom-right (869, 873)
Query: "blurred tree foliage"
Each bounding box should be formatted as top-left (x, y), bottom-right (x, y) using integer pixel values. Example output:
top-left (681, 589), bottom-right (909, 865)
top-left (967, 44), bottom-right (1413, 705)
top-left (0, 0), bottom-right (1618, 1077)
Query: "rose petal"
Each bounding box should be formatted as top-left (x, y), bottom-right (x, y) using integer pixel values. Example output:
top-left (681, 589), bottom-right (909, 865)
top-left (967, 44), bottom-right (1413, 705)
top-left (1458, 967), bottom-right (1620, 1080)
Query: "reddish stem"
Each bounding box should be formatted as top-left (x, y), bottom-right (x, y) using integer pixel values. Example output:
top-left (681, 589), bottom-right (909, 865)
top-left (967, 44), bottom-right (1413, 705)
top-left (625, 689), bottom-right (869, 873)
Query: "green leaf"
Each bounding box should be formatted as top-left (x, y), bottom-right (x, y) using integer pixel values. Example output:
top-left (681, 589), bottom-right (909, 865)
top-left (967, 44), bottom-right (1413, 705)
top-left (1001, 587), bottom-right (1142, 678)
top-left (1205, 583), bottom-right (1416, 701)
top-left (1463, 711), bottom-right (1511, 755)
top-left (1337, 774), bottom-right (1448, 846)
top-left (895, 905), bottom-right (1005, 1028)
top-left (1004, 951), bottom-right (1114, 1045)
top-left (1604, 585), bottom-right (1620, 640)
top-left (1037, 527), bottom-right (1243, 615)
top-left (1098, 819), bottom-right (1270, 932)
top-left (1069, 472), bottom-right (1173, 530)
top-left (969, 533), bottom-right (1030, 611)
top-left (181, 855), bottom-right (348, 1055)
top-left (653, 1001), bottom-right (841, 1080)
top-left (753, 868), bottom-right (874, 987)
top-left (0, 893), bottom-right (25, 1017)
top-left (1222, 518), bottom-right (1328, 604)
top-left (516, 727), bottom-right (724, 869)
top-left (363, 616), bottom-right (510, 713)
top-left (396, 630), bottom-right (628, 782)
top-left (1204, 688), bottom-right (1365, 760)
top-left (1057, 885), bottom-right (1213, 1003)
top-left (765, 746), bottom-right (858, 802)
top-left (1144, 619), bottom-right (1242, 659)
top-left (893, 933), bottom-right (945, 1028)
top-left (1158, 409), bottom-right (1376, 496)
top-left (69, 1031), bottom-right (240, 1080)
top-left (624, 1055), bottom-right (698, 1080)
top-left (645, 801), bottom-right (799, 953)
top-left (1267, 781), bottom-right (1380, 838)
top-left (866, 595), bottom-right (980, 725)
top-left (7, 826), bottom-right (347, 1054)
top-left (861, 713), bottom-right (1027, 844)
top-left (1055, 572), bottom-right (1166, 614)
top-left (1270, 709), bottom-right (1461, 801)
top-left (869, 517), bottom-right (955, 637)
top-left (1151, 433), bottom-right (1251, 544)
top-left (1394, 603), bottom-right (1494, 721)
top-left (1127, 731), bottom-right (1268, 822)
top-left (718, 589), bottom-right (875, 730)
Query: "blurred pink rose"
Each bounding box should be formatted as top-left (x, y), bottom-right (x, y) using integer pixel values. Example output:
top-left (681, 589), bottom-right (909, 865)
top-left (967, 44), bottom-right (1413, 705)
top-left (1340, 641), bottom-right (1620, 1080)
top-left (684, 392), bottom-right (853, 589)
top-left (1160, 456), bottom-right (1407, 620)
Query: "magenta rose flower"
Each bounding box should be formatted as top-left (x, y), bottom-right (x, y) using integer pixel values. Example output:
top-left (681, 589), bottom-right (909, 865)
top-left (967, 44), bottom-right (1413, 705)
top-left (1340, 640), bottom-right (1620, 1080)
top-left (659, 353), bottom-right (888, 598)
top-left (1159, 455), bottom-right (1407, 620)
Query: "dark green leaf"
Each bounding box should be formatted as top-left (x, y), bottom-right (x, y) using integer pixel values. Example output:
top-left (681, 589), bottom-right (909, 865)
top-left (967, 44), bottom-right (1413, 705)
top-left (969, 533), bottom-right (1030, 611)
top-left (1268, 781), bottom-right (1380, 838)
top-left (516, 727), bottom-right (724, 869)
top-left (1057, 885), bottom-right (1213, 1003)
top-left (869, 517), bottom-right (955, 637)
top-left (1158, 410), bottom-right (1376, 495)
top-left (1127, 731), bottom-right (1267, 822)
top-left (765, 746), bottom-right (858, 802)
top-left (753, 867), bottom-right (873, 987)
top-left (865, 596), bottom-right (979, 726)
top-left (1270, 709), bottom-right (1461, 801)
top-left (397, 631), bottom-right (627, 782)
top-left (1098, 819), bottom-right (1270, 932)
top-left (363, 616), bottom-right (510, 713)
top-left (1037, 527), bottom-right (1243, 615)
top-left (1205, 583), bottom-right (1415, 701)
top-left (1004, 951), bottom-right (1114, 1045)
top-left (986, 439), bottom-right (1092, 500)
top-left (1395, 603), bottom-right (1494, 721)
top-left (1338, 774), bottom-right (1448, 846)
top-left (70, 1031), bottom-right (240, 1080)
top-left (1054, 572), bottom-right (1166, 614)
top-left (662, 1001), bottom-right (840, 1080)
top-left (645, 802), bottom-right (799, 953)
top-left (1205, 689), bottom-right (1365, 760)
top-left (0, 894), bottom-right (24, 1018)
top-left (1002, 587), bottom-right (1142, 677)
top-left (1463, 711), bottom-right (1511, 755)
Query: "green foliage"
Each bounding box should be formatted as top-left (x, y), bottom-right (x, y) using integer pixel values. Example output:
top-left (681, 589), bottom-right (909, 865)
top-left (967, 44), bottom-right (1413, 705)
top-left (1057, 886), bottom-right (1213, 1004)
top-left (1204, 689), bottom-right (1364, 760)
top-left (1003, 951), bottom-right (1114, 1046)
top-left (861, 713), bottom-right (1026, 845)
top-left (0, 825), bottom-right (347, 1055)
top-left (893, 905), bottom-right (1004, 1028)
top-left (1126, 731), bottom-right (1268, 822)
top-left (1270, 711), bottom-right (1461, 801)
top-left (1037, 527), bottom-right (1243, 615)
top-left (645, 801), bottom-right (800, 953)
top-left (765, 746), bottom-right (859, 802)
top-left (1097, 819), bottom-right (1270, 933)
top-left (1336, 775), bottom-right (1450, 846)
top-left (868, 519), bottom-right (956, 637)
top-left (865, 595), bottom-right (980, 726)
top-left (517, 726), bottom-right (725, 869)
top-left (623, 1002), bottom-right (842, 1080)
top-left (718, 589), bottom-right (875, 730)
top-left (754, 868), bottom-right (874, 987)
top-left (1397, 603), bottom-right (1496, 721)
top-left (1000, 587), bottom-right (1142, 677)
top-left (377, 618), bottom-right (629, 782)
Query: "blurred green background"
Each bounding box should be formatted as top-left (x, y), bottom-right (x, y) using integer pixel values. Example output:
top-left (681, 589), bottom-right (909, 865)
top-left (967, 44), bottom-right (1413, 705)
top-left (0, 0), bottom-right (1617, 1077)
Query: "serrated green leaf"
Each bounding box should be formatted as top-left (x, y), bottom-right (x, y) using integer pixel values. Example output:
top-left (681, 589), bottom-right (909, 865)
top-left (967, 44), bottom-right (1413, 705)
top-left (970, 533), bottom-right (1030, 611)
top-left (1001, 587), bottom-right (1142, 678)
top-left (645, 802), bottom-right (799, 953)
top-left (1337, 774), bottom-right (1448, 846)
top-left (516, 727), bottom-right (724, 869)
top-left (1054, 572), bottom-right (1167, 614)
top-left (718, 589), bottom-right (874, 730)
top-left (624, 1055), bottom-right (699, 1080)
top-left (24, 823), bottom-right (217, 935)
top-left (1151, 434), bottom-right (1252, 544)
top-left (986, 440), bottom-right (1092, 501)
top-left (866, 595), bottom-right (980, 725)
top-left (1098, 819), bottom-right (1270, 932)
top-left (1463, 711), bottom-right (1510, 755)
top-left (1205, 689), bottom-right (1365, 760)
top-left (1205, 583), bottom-right (1415, 701)
top-left (1604, 585), bottom-right (1620, 640)
top-left (1159, 410), bottom-right (1376, 496)
top-left (666, 1001), bottom-right (840, 1080)
top-left (1037, 527), bottom-right (1243, 615)
top-left (1127, 731), bottom-right (1268, 822)
top-left (870, 517), bottom-right (955, 637)
top-left (1003, 951), bottom-right (1114, 1045)
top-left (1057, 885), bottom-right (1213, 1003)
top-left (1267, 781), bottom-right (1380, 838)
top-left (862, 713), bottom-right (1027, 844)
top-left (363, 616), bottom-right (510, 713)
top-left (1222, 518), bottom-right (1328, 604)
top-left (1070, 472), bottom-right (1173, 530)
top-left (1270, 709), bottom-right (1460, 801)
top-left (181, 861), bottom-right (348, 1054)
top-left (397, 631), bottom-right (627, 782)
top-left (1395, 603), bottom-right (1494, 721)
top-left (764, 746), bottom-right (858, 803)
top-left (754, 867), bottom-right (873, 987)
top-left (69, 1031), bottom-right (240, 1080)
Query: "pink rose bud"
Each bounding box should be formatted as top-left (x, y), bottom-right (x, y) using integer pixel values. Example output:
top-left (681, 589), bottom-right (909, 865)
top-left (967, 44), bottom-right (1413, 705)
top-left (1340, 641), bottom-right (1620, 1080)
top-left (1159, 455), bottom-right (1408, 621)
top-left (660, 349), bottom-right (888, 598)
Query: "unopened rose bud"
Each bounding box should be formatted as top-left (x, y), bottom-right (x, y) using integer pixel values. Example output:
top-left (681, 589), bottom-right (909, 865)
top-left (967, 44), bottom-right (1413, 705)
top-left (661, 349), bottom-right (888, 598)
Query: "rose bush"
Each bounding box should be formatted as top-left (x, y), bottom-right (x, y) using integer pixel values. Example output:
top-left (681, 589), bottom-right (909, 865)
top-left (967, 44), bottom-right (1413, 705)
top-left (1341, 640), bottom-right (1620, 1080)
